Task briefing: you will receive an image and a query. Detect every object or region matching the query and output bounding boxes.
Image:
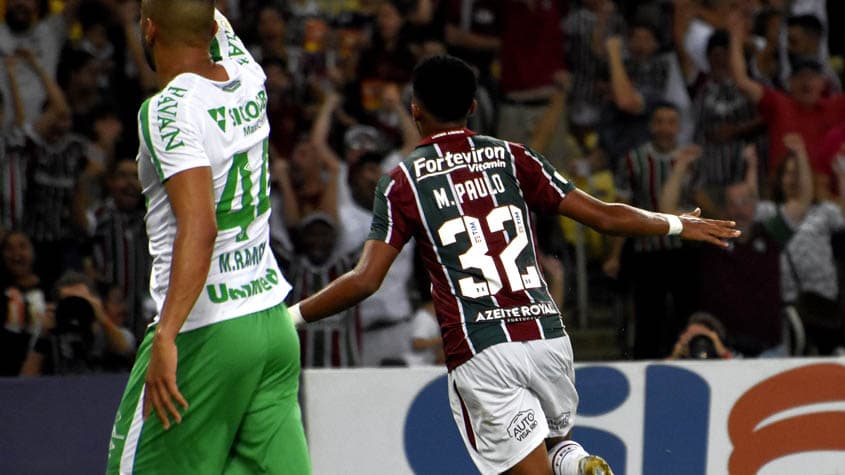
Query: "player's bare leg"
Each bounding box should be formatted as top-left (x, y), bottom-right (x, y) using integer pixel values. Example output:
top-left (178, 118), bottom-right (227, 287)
top-left (546, 435), bottom-right (613, 475)
top-left (504, 441), bottom-right (553, 475)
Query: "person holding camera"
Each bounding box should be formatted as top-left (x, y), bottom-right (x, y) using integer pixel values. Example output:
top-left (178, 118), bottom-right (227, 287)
top-left (668, 312), bottom-right (734, 360)
top-left (19, 271), bottom-right (135, 375)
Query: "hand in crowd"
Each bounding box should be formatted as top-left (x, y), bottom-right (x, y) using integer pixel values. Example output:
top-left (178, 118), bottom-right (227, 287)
top-left (673, 145), bottom-right (701, 171)
top-left (552, 70), bottom-right (572, 92)
top-left (669, 323), bottom-right (730, 360)
top-left (602, 255), bottom-right (621, 280)
top-left (605, 35), bottom-right (624, 54)
top-left (727, 11), bottom-right (747, 42)
top-left (742, 144), bottom-right (758, 171)
top-left (782, 133), bottom-right (807, 156)
top-left (381, 82), bottom-right (403, 110)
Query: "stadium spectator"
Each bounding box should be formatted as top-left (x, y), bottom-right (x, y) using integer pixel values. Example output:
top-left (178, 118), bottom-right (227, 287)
top-left (757, 134), bottom-right (845, 354)
top-left (667, 311), bottom-right (735, 359)
top-left (606, 102), bottom-right (700, 359)
top-left (676, 0), bottom-right (734, 76)
top-left (0, 229), bottom-right (47, 376)
top-left (602, 29), bottom-right (692, 165)
top-left (405, 301), bottom-right (444, 366)
top-left (248, 4), bottom-right (290, 64)
top-left (785, 14), bottom-right (841, 93)
top-left (564, 0), bottom-right (623, 133)
top-left (282, 213), bottom-right (359, 368)
top-left (288, 136), bottom-right (341, 224)
top-left (0, 0), bottom-right (76, 127)
top-left (262, 57), bottom-right (306, 160)
top-left (440, 0), bottom-right (499, 91)
top-left (0, 51), bottom-right (34, 233)
top-left (729, 11), bottom-right (845, 185)
top-left (690, 30), bottom-right (765, 187)
top-left (663, 142), bottom-right (784, 356)
top-left (19, 46), bottom-right (95, 289)
top-left (86, 157), bottom-right (150, 343)
top-left (338, 153), bottom-right (416, 366)
top-left (20, 271), bottom-right (135, 375)
top-left (57, 47), bottom-right (105, 138)
top-left (496, 0), bottom-right (579, 173)
top-left (748, 6), bottom-right (784, 89)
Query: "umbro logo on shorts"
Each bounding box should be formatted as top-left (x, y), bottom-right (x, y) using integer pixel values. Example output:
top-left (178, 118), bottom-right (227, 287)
top-left (548, 412), bottom-right (571, 432)
top-left (507, 410), bottom-right (538, 441)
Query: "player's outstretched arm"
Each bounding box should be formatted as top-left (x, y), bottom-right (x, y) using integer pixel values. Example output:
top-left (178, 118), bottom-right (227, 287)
top-left (144, 167), bottom-right (217, 430)
top-left (291, 240), bottom-right (399, 324)
top-left (558, 189), bottom-right (740, 247)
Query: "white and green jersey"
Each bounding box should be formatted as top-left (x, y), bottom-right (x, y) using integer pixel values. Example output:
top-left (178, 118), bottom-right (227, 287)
top-left (137, 11), bottom-right (290, 333)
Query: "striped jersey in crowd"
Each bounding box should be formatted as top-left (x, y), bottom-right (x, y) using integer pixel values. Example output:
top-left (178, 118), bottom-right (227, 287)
top-left (368, 128), bottom-right (571, 371)
top-left (23, 131), bottom-right (89, 243)
top-left (90, 201), bottom-right (151, 341)
top-left (615, 141), bottom-right (683, 253)
top-left (280, 250), bottom-right (361, 368)
top-left (0, 128), bottom-right (34, 230)
top-left (692, 78), bottom-right (759, 186)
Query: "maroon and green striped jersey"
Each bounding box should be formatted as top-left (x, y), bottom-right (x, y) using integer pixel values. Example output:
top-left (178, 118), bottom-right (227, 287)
top-left (368, 128), bottom-right (576, 370)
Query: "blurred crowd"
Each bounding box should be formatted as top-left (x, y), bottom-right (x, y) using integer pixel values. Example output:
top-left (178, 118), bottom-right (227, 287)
top-left (2, 0), bottom-right (845, 376)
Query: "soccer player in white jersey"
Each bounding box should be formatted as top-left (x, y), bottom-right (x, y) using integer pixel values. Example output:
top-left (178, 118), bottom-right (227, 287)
top-left (106, 2), bottom-right (311, 473)
top-left (289, 56), bottom-right (740, 475)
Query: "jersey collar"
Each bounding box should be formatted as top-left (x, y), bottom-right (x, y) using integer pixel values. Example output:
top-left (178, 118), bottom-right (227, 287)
top-left (418, 128), bottom-right (476, 146)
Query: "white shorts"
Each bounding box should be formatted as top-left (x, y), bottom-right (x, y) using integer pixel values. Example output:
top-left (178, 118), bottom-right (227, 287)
top-left (447, 336), bottom-right (578, 475)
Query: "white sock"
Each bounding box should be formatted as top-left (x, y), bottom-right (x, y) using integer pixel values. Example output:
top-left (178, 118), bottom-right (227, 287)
top-left (548, 440), bottom-right (589, 475)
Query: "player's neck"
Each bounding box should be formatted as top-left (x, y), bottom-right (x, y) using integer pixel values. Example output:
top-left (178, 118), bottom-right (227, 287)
top-left (154, 46), bottom-right (228, 88)
top-left (418, 122), bottom-right (469, 139)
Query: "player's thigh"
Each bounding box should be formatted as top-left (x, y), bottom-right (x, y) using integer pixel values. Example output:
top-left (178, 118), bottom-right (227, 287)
top-left (527, 336), bottom-right (579, 439)
top-left (108, 316), bottom-right (268, 474)
top-left (447, 343), bottom-right (550, 475)
top-left (526, 336), bottom-right (578, 437)
top-left (225, 304), bottom-right (311, 475)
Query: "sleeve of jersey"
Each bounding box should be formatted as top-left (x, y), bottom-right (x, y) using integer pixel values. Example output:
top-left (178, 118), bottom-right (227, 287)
top-left (211, 9), bottom-right (265, 80)
top-left (367, 173), bottom-right (415, 250)
top-left (513, 144), bottom-right (576, 213)
top-left (137, 95), bottom-right (208, 183)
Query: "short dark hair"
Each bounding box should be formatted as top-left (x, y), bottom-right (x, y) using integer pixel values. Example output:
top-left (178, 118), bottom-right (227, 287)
top-left (787, 14), bottom-right (824, 37)
top-left (649, 100), bottom-right (680, 119)
top-left (412, 55), bottom-right (477, 123)
top-left (54, 270), bottom-right (95, 300)
top-left (706, 30), bottom-right (730, 55)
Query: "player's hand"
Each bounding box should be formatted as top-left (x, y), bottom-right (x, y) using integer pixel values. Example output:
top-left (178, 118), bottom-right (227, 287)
top-left (143, 334), bottom-right (188, 430)
top-left (678, 208), bottom-right (741, 248)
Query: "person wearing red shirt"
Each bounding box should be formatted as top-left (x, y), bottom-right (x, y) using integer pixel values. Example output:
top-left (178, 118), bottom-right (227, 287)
top-left (729, 13), bottom-right (845, 186)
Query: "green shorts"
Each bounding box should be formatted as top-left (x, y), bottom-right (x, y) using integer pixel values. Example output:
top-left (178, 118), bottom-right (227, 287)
top-left (106, 303), bottom-right (312, 474)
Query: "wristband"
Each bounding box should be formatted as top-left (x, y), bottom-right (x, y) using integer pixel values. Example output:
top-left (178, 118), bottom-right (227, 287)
top-left (662, 214), bottom-right (683, 236)
top-left (288, 304), bottom-right (306, 327)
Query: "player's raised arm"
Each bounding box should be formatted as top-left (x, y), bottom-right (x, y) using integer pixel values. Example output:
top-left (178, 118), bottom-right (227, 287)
top-left (210, 9), bottom-right (262, 75)
top-left (558, 189), bottom-right (740, 248)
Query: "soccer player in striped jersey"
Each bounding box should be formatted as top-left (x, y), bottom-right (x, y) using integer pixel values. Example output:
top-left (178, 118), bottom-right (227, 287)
top-left (290, 55), bottom-right (740, 475)
top-left (106, 2), bottom-right (311, 473)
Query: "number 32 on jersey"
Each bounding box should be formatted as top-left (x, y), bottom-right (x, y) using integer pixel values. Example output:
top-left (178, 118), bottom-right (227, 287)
top-left (438, 204), bottom-right (542, 299)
